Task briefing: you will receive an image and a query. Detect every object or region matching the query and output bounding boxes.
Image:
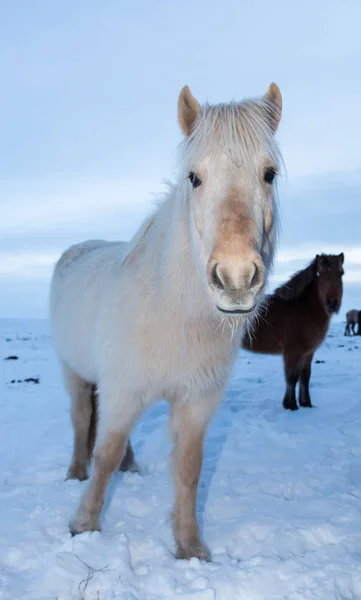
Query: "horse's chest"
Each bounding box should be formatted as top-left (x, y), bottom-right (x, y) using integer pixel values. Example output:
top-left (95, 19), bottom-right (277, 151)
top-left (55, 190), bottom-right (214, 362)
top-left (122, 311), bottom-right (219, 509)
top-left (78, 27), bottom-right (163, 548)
top-left (307, 320), bottom-right (329, 352)
top-left (138, 319), bottom-right (237, 392)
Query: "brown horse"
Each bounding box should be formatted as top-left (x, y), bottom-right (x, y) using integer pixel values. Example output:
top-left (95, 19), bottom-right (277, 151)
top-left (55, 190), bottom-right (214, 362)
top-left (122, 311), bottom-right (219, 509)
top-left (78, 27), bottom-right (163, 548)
top-left (242, 253), bottom-right (344, 410)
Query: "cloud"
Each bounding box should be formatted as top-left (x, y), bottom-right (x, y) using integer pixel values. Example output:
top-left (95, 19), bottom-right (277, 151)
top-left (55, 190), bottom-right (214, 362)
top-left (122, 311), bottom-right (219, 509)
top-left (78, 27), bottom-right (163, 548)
top-left (1, 176), bottom-right (160, 238)
top-left (0, 251), bottom-right (59, 280)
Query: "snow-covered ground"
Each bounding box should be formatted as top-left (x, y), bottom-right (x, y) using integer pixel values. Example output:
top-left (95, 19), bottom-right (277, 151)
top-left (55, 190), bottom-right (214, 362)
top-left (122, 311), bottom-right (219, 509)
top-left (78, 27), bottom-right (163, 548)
top-left (1, 318), bottom-right (361, 600)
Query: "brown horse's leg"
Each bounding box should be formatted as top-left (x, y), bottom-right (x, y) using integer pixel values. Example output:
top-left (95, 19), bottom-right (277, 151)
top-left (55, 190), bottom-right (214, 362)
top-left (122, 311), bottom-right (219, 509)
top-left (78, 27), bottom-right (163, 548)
top-left (299, 354), bottom-right (314, 408)
top-left (282, 354), bottom-right (300, 411)
top-left (170, 397), bottom-right (217, 561)
top-left (63, 363), bottom-right (93, 481)
top-left (119, 441), bottom-right (138, 473)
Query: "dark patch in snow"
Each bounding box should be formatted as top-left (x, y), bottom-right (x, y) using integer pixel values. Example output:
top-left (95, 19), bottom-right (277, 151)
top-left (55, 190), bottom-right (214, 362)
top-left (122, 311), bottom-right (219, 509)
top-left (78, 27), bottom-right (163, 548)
top-left (9, 377), bottom-right (40, 384)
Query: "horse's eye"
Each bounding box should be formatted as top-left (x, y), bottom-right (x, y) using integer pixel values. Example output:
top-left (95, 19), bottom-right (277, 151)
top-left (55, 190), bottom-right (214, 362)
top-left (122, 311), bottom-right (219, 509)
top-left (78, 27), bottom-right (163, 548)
top-left (264, 168), bottom-right (276, 184)
top-left (189, 172), bottom-right (202, 188)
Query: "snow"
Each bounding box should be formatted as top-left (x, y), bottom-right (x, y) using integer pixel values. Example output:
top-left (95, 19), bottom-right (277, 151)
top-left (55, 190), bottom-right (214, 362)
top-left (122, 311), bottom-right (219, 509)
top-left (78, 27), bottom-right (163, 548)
top-left (1, 318), bottom-right (361, 600)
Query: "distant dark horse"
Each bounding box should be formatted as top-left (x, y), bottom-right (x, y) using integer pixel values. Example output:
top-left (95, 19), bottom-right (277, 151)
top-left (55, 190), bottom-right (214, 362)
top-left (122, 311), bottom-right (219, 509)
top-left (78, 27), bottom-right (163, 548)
top-left (242, 254), bottom-right (344, 410)
top-left (344, 309), bottom-right (360, 336)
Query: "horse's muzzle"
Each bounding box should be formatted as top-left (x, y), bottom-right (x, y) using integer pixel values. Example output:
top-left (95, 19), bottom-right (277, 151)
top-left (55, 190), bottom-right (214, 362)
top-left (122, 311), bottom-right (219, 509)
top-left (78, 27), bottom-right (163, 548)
top-left (325, 298), bottom-right (339, 313)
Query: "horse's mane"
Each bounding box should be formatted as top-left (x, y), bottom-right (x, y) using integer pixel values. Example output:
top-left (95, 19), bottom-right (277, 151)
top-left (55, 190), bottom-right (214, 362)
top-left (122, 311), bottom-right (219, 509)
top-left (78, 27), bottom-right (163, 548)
top-left (272, 257), bottom-right (317, 301)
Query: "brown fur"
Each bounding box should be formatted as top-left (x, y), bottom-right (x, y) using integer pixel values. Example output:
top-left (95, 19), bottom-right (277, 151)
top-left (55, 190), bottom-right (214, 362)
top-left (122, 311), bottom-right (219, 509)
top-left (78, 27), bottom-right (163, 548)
top-left (242, 253), bottom-right (344, 410)
top-left (214, 194), bottom-right (256, 252)
top-left (273, 260), bottom-right (316, 301)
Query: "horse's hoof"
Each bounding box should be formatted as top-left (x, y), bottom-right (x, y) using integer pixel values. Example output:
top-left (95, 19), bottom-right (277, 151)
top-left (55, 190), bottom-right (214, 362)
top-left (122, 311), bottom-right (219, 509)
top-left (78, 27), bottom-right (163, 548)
top-left (299, 401), bottom-right (313, 408)
top-left (283, 402), bottom-right (298, 411)
top-left (119, 459), bottom-right (139, 474)
top-left (66, 465), bottom-right (89, 482)
top-left (176, 541), bottom-right (211, 562)
top-left (69, 513), bottom-right (100, 536)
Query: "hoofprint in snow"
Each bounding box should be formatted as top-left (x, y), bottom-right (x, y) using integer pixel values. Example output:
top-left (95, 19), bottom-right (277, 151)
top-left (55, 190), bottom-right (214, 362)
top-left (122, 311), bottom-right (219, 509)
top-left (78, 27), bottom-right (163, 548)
top-left (1, 319), bottom-right (361, 600)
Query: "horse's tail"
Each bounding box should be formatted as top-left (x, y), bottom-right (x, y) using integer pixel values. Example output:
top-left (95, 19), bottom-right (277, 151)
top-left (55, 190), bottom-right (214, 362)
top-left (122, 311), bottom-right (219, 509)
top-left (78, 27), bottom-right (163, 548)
top-left (87, 385), bottom-right (98, 461)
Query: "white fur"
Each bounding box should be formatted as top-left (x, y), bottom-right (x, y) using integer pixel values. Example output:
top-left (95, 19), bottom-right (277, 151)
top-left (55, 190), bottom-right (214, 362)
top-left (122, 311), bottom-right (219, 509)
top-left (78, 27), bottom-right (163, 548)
top-left (50, 202), bottom-right (239, 429)
top-left (49, 86), bottom-right (282, 555)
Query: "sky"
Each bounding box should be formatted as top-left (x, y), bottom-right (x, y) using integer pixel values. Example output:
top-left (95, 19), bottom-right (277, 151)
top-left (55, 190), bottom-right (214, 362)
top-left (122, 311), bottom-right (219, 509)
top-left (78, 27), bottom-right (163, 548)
top-left (1, 0), bottom-right (361, 319)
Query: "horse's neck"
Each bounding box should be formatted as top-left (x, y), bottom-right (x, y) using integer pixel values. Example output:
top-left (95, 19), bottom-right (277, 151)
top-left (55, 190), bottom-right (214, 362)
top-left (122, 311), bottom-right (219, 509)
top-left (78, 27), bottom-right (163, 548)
top-left (138, 189), bottom-right (212, 322)
top-left (306, 282), bottom-right (330, 324)
top-left (122, 212), bottom-right (156, 266)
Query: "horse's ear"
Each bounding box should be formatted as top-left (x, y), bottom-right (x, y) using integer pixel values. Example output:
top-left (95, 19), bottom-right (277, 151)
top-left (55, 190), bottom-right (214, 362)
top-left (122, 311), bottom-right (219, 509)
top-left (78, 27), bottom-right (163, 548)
top-left (338, 252), bottom-right (344, 264)
top-left (263, 83), bottom-right (282, 133)
top-left (178, 86), bottom-right (201, 137)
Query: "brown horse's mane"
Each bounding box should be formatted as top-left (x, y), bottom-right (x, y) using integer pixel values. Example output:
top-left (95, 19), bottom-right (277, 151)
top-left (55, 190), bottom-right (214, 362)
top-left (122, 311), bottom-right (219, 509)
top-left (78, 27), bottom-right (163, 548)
top-left (272, 257), bottom-right (318, 301)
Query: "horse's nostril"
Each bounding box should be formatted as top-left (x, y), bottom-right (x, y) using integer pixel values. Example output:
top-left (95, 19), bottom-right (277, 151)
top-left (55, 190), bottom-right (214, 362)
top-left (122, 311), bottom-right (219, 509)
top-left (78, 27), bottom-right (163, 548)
top-left (327, 299), bottom-right (338, 311)
top-left (250, 263), bottom-right (260, 290)
top-left (211, 263), bottom-right (225, 291)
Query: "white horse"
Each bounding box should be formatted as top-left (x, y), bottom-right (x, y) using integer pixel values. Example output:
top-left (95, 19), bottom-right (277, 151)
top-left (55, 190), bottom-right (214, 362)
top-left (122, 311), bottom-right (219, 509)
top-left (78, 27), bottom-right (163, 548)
top-left (50, 83), bottom-right (283, 561)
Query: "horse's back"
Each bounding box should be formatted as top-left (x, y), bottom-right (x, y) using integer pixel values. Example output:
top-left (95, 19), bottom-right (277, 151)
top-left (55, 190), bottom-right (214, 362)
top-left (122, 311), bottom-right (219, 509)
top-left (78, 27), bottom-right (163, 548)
top-left (346, 309), bottom-right (358, 323)
top-left (54, 239), bottom-right (126, 273)
top-left (51, 238), bottom-right (128, 309)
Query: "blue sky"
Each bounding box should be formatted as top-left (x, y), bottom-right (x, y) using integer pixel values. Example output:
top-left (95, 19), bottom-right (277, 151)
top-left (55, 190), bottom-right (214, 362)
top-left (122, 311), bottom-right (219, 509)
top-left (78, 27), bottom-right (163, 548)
top-left (1, 0), bottom-right (361, 318)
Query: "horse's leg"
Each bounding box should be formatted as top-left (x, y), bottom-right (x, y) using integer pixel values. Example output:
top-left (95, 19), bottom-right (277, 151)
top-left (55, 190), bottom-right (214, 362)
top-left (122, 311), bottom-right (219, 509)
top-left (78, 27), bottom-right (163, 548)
top-left (87, 387), bottom-right (138, 473)
top-left (282, 353), bottom-right (300, 411)
top-left (299, 353), bottom-right (314, 407)
top-left (170, 393), bottom-right (218, 561)
top-left (69, 390), bottom-right (141, 535)
top-left (344, 324), bottom-right (348, 336)
top-left (62, 363), bottom-right (93, 481)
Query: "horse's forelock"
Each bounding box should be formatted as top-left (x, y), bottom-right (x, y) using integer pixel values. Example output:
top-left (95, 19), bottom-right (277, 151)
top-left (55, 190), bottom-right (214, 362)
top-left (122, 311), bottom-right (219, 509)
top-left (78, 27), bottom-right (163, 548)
top-left (181, 98), bottom-right (282, 169)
